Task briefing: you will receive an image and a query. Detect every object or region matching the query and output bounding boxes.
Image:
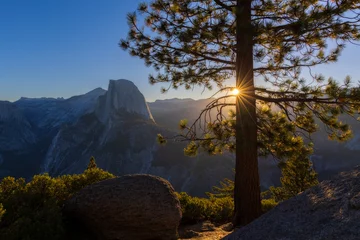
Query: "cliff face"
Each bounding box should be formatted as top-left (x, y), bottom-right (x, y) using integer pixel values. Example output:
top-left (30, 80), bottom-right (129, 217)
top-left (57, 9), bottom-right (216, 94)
top-left (0, 79), bottom-right (234, 196)
top-left (96, 79), bottom-right (154, 124)
top-left (42, 79), bottom-right (157, 175)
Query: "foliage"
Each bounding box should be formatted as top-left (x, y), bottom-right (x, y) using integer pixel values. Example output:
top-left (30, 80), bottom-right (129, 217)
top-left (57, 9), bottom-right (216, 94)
top-left (1, 158), bottom-right (256, 238)
top-left (209, 151), bottom-right (317, 207)
top-left (0, 159), bottom-right (115, 240)
top-left (176, 192), bottom-right (234, 224)
top-left (59, 168), bottom-right (115, 196)
top-left (121, 0), bottom-right (360, 158)
top-left (268, 150), bottom-right (319, 202)
top-left (0, 204), bottom-right (5, 223)
top-left (121, 1), bottom-right (360, 224)
top-left (208, 178), bottom-right (234, 198)
top-left (156, 133), bottom-right (167, 145)
top-left (177, 191), bottom-right (278, 224)
top-left (260, 198), bottom-right (278, 213)
top-left (87, 156), bottom-right (97, 170)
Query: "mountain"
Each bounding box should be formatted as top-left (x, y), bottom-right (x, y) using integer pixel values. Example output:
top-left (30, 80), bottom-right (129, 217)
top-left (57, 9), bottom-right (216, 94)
top-left (0, 79), bottom-right (233, 196)
top-left (0, 101), bottom-right (37, 151)
top-left (42, 79), bottom-right (157, 175)
top-left (15, 87), bottom-right (106, 130)
top-left (148, 98), bottom-right (213, 131)
top-left (149, 97), bottom-right (360, 184)
top-left (95, 80), bottom-right (154, 123)
top-left (2, 79), bottom-right (360, 196)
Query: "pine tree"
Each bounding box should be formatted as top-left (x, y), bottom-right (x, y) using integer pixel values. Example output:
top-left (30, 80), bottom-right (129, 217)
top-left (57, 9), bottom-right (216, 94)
top-left (211, 148), bottom-right (318, 202)
top-left (87, 156), bottom-right (97, 170)
top-left (209, 178), bottom-right (235, 198)
top-left (270, 149), bottom-right (319, 202)
top-left (121, 0), bottom-right (360, 226)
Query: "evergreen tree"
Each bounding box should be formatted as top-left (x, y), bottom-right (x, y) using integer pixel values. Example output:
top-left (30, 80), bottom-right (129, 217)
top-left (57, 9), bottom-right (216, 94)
top-left (270, 149), bottom-right (319, 202)
top-left (209, 178), bottom-right (235, 198)
top-left (121, 0), bottom-right (360, 226)
top-left (87, 156), bottom-right (97, 170)
top-left (211, 149), bottom-right (318, 202)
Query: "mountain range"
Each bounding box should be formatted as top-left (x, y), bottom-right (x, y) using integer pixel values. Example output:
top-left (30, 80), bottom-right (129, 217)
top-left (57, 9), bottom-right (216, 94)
top-left (0, 79), bottom-right (234, 196)
top-left (1, 79), bottom-right (360, 196)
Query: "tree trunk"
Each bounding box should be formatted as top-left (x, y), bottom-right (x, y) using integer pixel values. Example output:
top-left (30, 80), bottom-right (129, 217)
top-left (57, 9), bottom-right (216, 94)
top-left (233, 0), bottom-right (261, 227)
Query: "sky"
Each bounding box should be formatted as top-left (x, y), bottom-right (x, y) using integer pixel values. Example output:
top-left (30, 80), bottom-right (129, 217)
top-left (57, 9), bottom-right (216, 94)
top-left (1, 0), bottom-right (360, 102)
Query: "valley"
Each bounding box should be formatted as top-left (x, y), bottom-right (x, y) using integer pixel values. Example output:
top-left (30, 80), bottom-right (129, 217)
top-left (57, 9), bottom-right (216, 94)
top-left (1, 79), bottom-right (360, 196)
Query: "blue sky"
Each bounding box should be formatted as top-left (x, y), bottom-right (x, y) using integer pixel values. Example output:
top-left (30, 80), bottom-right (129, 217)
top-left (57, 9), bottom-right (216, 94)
top-left (1, 0), bottom-right (360, 102)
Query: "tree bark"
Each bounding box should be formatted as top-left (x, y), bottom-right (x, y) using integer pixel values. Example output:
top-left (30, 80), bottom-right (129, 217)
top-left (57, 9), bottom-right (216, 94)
top-left (233, 0), bottom-right (262, 226)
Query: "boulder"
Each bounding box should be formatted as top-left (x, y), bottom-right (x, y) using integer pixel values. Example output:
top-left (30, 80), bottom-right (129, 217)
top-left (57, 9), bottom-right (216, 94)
top-left (63, 174), bottom-right (182, 240)
top-left (224, 166), bottom-right (360, 240)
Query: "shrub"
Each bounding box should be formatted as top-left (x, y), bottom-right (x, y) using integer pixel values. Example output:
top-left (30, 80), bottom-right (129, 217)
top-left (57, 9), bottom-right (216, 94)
top-left (0, 175), bottom-right (66, 240)
top-left (0, 204), bottom-right (5, 223)
top-left (267, 152), bottom-right (318, 202)
top-left (0, 200), bottom-right (64, 240)
top-left (207, 196), bottom-right (234, 223)
top-left (176, 192), bottom-right (233, 224)
top-left (177, 191), bottom-right (279, 225)
top-left (59, 168), bottom-right (115, 198)
top-left (261, 198), bottom-right (278, 213)
top-left (0, 158), bottom-right (115, 240)
top-left (176, 192), bottom-right (209, 223)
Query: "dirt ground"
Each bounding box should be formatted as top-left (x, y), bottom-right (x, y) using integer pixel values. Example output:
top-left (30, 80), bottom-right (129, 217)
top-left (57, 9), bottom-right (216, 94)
top-left (178, 221), bottom-right (233, 240)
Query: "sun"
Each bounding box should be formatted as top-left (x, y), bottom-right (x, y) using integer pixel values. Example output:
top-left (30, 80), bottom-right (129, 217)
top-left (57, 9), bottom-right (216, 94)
top-left (231, 88), bottom-right (240, 95)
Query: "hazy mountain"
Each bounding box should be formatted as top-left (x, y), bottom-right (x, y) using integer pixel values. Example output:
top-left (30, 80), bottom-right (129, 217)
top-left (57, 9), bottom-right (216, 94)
top-left (15, 88), bottom-right (106, 129)
top-left (149, 97), bottom-right (360, 183)
top-left (148, 98), bottom-right (214, 131)
top-left (0, 79), bottom-right (233, 196)
top-left (42, 79), bottom-right (157, 175)
top-left (2, 79), bottom-right (360, 196)
top-left (95, 80), bottom-right (154, 123)
top-left (0, 101), bottom-right (37, 151)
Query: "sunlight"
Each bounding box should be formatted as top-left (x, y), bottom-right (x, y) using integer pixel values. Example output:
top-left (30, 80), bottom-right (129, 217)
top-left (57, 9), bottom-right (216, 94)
top-left (231, 88), bottom-right (240, 95)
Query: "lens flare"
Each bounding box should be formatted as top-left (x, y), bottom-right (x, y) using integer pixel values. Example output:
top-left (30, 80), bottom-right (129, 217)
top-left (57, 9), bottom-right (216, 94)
top-left (231, 88), bottom-right (240, 95)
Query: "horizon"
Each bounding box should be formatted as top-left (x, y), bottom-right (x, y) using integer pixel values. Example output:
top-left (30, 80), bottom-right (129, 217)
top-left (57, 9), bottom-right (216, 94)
top-left (7, 78), bottom-right (205, 103)
top-left (1, 0), bottom-right (360, 102)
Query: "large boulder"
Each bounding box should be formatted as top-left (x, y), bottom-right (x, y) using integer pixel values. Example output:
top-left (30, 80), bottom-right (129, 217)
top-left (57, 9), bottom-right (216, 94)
top-left (63, 174), bottom-right (182, 240)
top-left (225, 166), bottom-right (360, 240)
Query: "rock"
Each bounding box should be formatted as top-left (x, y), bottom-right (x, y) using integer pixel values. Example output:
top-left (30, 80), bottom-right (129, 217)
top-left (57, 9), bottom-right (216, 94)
top-left (350, 192), bottom-right (360, 209)
top-left (224, 166), bottom-right (360, 240)
top-left (185, 221), bottom-right (217, 233)
top-left (220, 222), bottom-right (234, 232)
top-left (178, 221), bottom-right (230, 240)
top-left (63, 174), bottom-right (182, 240)
top-left (95, 79), bottom-right (154, 123)
top-left (180, 230), bottom-right (200, 239)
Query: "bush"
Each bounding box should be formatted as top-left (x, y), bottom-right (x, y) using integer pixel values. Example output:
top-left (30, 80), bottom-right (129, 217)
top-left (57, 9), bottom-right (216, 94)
top-left (1, 156), bottom-right (279, 238)
top-left (208, 196), bottom-right (234, 223)
top-left (0, 200), bottom-right (64, 240)
top-left (261, 198), bottom-right (278, 213)
top-left (0, 175), bottom-right (66, 240)
top-left (59, 168), bottom-right (115, 199)
top-left (176, 192), bottom-right (233, 224)
top-left (0, 204), bottom-right (5, 223)
top-left (0, 161), bottom-right (115, 240)
top-left (177, 192), bottom-right (279, 225)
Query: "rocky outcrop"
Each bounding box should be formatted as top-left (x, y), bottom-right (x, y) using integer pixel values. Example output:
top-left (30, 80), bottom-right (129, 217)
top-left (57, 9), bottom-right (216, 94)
top-left (39, 80), bottom-right (233, 197)
top-left (224, 166), bottom-right (360, 240)
top-left (63, 174), bottom-right (182, 240)
top-left (96, 79), bottom-right (154, 123)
